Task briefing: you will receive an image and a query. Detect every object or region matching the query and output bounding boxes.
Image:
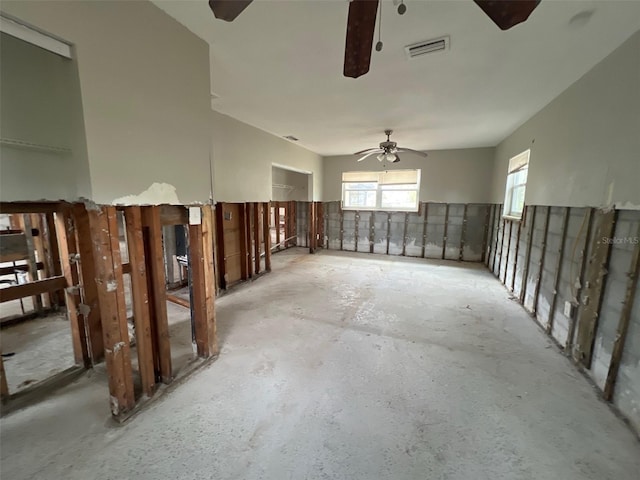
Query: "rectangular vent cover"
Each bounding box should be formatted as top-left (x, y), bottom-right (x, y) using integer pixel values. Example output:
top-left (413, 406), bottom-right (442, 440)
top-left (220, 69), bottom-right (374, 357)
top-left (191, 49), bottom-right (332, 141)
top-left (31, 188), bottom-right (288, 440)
top-left (404, 36), bottom-right (450, 59)
top-left (283, 135), bottom-right (299, 142)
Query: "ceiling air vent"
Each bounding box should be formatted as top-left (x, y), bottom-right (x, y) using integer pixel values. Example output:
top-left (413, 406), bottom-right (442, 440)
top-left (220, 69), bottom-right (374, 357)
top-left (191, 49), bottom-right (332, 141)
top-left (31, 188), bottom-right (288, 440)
top-left (404, 36), bottom-right (450, 60)
top-left (283, 135), bottom-right (299, 142)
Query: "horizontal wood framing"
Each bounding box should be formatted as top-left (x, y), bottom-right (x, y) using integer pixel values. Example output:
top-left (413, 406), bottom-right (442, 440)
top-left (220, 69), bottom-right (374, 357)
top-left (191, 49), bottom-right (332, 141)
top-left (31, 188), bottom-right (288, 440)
top-left (0, 276), bottom-right (66, 303)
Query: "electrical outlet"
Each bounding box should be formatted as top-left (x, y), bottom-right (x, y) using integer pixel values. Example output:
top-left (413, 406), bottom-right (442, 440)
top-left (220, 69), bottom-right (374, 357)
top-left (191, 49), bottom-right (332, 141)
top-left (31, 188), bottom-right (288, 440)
top-left (564, 301), bottom-right (573, 318)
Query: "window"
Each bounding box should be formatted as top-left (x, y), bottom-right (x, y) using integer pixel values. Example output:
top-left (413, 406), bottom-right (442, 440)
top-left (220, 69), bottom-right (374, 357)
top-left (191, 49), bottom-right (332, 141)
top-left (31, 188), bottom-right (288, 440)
top-left (503, 149), bottom-right (530, 219)
top-left (342, 170), bottom-right (421, 212)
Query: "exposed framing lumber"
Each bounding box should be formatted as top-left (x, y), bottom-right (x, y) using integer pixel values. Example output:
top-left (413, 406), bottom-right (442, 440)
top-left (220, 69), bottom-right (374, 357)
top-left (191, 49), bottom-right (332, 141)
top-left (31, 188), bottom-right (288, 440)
top-left (0, 276), bottom-right (66, 303)
top-left (0, 262), bottom-right (44, 277)
top-left (189, 205), bottom-right (218, 358)
top-left (503, 220), bottom-right (513, 284)
top-left (604, 221), bottom-right (640, 401)
top-left (73, 204), bottom-right (103, 362)
top-left (354, 211), bottom-right (360, 252)
top-left (458, 204), bottom-right (468, 261)
top-left (316, 202), bottom-right (324, 248)
top-left (159, 205), bottom-right (188, 226)
top-left (263, 202), bottom-right (272, 272)
top-left (421, 203), bottom-right (429, 259)
top-left (254, 203), bottom-right (261, 274)
top-left (441, 204), bottom-right (450, 260)
top-left (247, 203), bottom-right (255, 276)
top-left (239, 204), bottom-right (249, 280)
top-left (370, 212), bottom-right (375, 254)
top-left (30, 214), bottom-right (49, 307)
top-left (309, 202), bottom-right (317, 254)
top-left (0, 354), bottom-right (8, 401)
top-left (54, 209), bottom-right (90, 368)
top-left (532, 206), bottom-right (551, 316)
top-left (402, 212), bottom-right (409, 256)
top-left (574, 209), bottom-right (617, 366)
top-left (491, 206), bottom-right (503, 274)
top-left (520, 206), bottom-right (536, 303)
top-left (87, 206), bottom-right (135, 416)
top-left (124, 206), bottom-right (156, 398)
top-left (547, 207), bottom-right (570, 334)
top-left (275, 202), bottom-right (281, 250)
top-left (566, 207), bottom-right (594, 351)
top-left (20, 215), bottom-right (43, 312)
top-left (386, 212), bottom-right (391, 255)
top-left (0, 202), bottom-right (65, 214)
top-left (214, 204), bottom-right (227, 288)
top-left (45, 212), bottom-right (64, 303)
top-left (339, 207), bottom-right (344, 251)
top-left (482, 204), bottom-right (492, 265)
top-left (510, 220), bottom-right (522, 291)
top-left (142, 206), bottom-right (172, 384)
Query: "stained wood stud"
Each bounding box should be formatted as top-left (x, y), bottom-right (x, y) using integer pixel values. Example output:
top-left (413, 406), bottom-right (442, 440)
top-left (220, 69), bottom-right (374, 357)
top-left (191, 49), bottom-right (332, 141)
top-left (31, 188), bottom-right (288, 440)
top-left (254, 203), bottom-right (261, 274)
top-left (214, 204), bottom-right (227, 289)
top-left (30, 214), bottom-right (50, 308)
top-left (520, 206), bottom-right (536, 304)
top-left (547, 207), bottom-right (570, 334)
top-left (354, 211), bottom-right (360, 252)
top-left (482, 204), bottom-right (492, 265)
top-left (87, 205), bottom-right (135, 416)
top-left (247, 203), bottom-right (255, 277)
top-left (574, 209), bottom-right (617, 366)
top-left (124, 206), bottom-right (156, 397)
top-left (73, 204), bottom-right (104, 363)
top-left (386, 212), bottom-right (391, 255)
top-left (511, 220), bottom-right (522, 292)
top-left (503, 220), bottom-right (513, 284)
top-left (402, 212), bottom-right (409, 256)
top-left (142, 206), bottom-right (172, 384)
top-left (45, 212), bottom-right (64, 304)
top-left (54, 208), bottom-right (90, 368)
top-left (21, 214), bottom-right (43, 312)
top-left (275, 202), bottom-right (281, 250)
top-left (459, 204), bottom-right (468, 261)
top-left (370, 212), bottom-right (375, 253)
top-left (421, 203), bottom-right (429, 258)
top-left (441, 204), bottom-right (450, 260)
top-left (239, 204), bottom-right (249, 280)
top-left (339, 207), bottom-right (344, 251)
top-left (604, 221), bottom-right (640, 401)
top-left (263, 202), bottom-right (271, 272)
top-left (491, 205), bottom-right (503, 274)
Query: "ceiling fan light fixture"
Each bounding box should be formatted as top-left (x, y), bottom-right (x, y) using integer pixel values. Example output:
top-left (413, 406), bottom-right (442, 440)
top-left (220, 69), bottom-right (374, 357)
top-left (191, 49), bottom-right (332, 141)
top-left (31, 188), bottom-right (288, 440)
top-left (377, 153), bottom-right (385, 162)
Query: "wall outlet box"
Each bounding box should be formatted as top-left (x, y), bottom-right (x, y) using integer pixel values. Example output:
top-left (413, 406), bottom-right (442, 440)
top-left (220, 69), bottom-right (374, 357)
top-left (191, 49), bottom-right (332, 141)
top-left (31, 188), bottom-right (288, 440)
top-left (564, 301), bottom-right (574, 318)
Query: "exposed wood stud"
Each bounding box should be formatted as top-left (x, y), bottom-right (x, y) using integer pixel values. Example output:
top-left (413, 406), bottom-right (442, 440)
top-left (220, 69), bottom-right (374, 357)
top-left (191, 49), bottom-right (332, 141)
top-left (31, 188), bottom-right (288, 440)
top-left (214, 205), bottom-right (227, 289)
top-left (21, 214), bottom-right (43, 312)
top-left (370, 212), bottom-right (375, 254)
top-left (73, 204), bottom-right (104, 363)
top-left (87, 206), bottom-right (135, 416)
top-left (421, 203), bottom-right (429, 259)
top-left (533, 206), bottom-right (551, 316)
top-left (520, 206), bottom-right (536, 304)
top-left (254, 203), bottom-right (261, 274)
top-left (511, 220), bottom-right (522, 291)
top-left (386, 213), bottom-right (391, 255)
top-left (0, 276), bottom-right (66, 304)
top-left (45, 212), bottom-right (63, 304)
top-left (354, 211), bottom-right (359, 252)
top-left (339, 207), bottom-right (344, 251)
top-left (574, 209), bottom-right (617, 366)
top-left (263, 202), bottom-right (272, 272)
top-left (239, 204), bottom-right (249, 280)
top-left (482, 204), bottom-right (492, 265)
top-left (190, 205), bottom-right (218, 358)
top-left (459, 204), bottom-right (468, 261)
top-left (547, 207), bottom-right (570, 334)
top-left (566, 207), bottom-right (594, 352)
top-left (402, 212), bottom-right (409, 256)
top-left (54, 209), bottom-right (90, 368)
top-left (124, 206), bottom-right (156, 398)
top-left (275, 202), bottom-right (281, 250)
top-left (247, 203), bottom-right (255, 277)
top-left (604, 222), bottom-right (640, 401)
top-left (309, 202), bottom-right (317, 254)
top-left (491, 205), bottom-right (503, 274)
top-left (503, 220), bottom-right (513, 284)
top-left (0, 353), bottom-right (8, 401)
top-left (30, 214), bottom-right (49, 307)
top-left (142, 206), bottom-right (172, 384)
top-left (441, 204), bottom-right (450, 260)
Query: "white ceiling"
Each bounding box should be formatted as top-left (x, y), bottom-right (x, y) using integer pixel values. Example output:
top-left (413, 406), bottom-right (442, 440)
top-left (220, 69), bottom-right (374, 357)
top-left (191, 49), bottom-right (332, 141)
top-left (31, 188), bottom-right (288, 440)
top-left (152, 0), bottom-right (640, 156)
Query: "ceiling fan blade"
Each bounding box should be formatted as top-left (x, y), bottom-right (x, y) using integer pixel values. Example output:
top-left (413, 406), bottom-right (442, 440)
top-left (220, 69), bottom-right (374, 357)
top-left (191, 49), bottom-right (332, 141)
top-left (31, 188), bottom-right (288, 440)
top-left (344, 0), bottom-right (379, 78)
top-left (396, 148), bottom-right (428, 157)
top-left (473, 0), bottom-right (541, 30)
top-left (208, 0), bottom-right (253, 22)
top-left (354, 147), bottom-right (381, 155)
top-left (357, 151), bottom-right (381, 162)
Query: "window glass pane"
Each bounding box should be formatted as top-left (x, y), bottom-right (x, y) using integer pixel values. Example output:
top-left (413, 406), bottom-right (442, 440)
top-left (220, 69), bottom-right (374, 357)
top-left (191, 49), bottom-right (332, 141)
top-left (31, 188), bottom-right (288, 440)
top-left (345, 190), bottom-right (376, 208)
top-left (510, 185), bottom-right (526, 215)
top-left (381, 190), bottom-right (417, 209)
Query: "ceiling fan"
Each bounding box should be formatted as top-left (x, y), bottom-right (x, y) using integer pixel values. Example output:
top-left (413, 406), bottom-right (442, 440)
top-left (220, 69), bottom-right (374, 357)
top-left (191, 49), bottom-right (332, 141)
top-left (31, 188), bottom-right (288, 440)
top-left (208, 1), bottom-right (541, 79)
top-left (354, 130), bottom-right (427, 163)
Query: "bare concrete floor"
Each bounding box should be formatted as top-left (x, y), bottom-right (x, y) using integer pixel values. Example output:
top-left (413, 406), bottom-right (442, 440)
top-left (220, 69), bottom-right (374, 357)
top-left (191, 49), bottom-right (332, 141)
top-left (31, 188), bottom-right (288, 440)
top-left (1, 248), bottom-right (639, 480)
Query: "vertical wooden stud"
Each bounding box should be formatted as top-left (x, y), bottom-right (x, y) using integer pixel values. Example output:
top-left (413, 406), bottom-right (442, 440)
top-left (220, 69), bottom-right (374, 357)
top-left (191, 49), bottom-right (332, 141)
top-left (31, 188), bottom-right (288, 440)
top-left (124, 206), bottom-right (156, 397)
top-left (520, 206), bottom-right (536, 303)
top-left (533, 206), bottom-right (551, 315)
top-left (421, 203), bottom-right (429, 258)
top-left (503, 220), bottom-right (513, 284)
top-left (254, 203), bottom-right (261, 274)
top-left (370, 212), bottom-right (375, 254)
top-left (482, 204), bottom-right (492, 265)
top-left (547, 207), bottom-right (570, 334)
top-left (441, 204), bottom-right (450, 260)
top-left (214, 204), bottom-right (227, 290)
top-left (21, 214), bottom-right (43, 312)
top-left (510, 220), bottom-right (522, 291)
top-left (459, 204), bottom-right (468, 261)
top-left (263, 202), bottom-right (272, 271)
top-left (45, 212), bottom-right (63, 304)
top-left (239, 204), bottom-right (249, 280)
top-left (402, 212), bottom-right (409, 256)
top-left (87, 206), bottom-right (135, 416)
top-left (354, 211), bottom-right (359, 252)
top-left (386, 212), bottom-right (391, 255)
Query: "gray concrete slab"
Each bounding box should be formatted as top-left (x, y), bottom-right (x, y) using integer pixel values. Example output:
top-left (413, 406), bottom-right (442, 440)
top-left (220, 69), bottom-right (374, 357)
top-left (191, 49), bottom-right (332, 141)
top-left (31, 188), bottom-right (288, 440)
top-left (1, 248), bottom-right (638, 480)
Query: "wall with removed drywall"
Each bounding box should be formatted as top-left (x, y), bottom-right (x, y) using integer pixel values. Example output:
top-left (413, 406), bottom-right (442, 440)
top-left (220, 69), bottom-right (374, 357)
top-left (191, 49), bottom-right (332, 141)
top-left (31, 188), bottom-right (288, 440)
top-left (1, 1), bottom-right (212, 204)
top-left (491, 31), bottom-right (640, 209)
top-left (322, 148), bottom-right (495, 203)
top-left (212, 111), bottom-right (322, 203)
top-left (0, 32), bottom-right (90, 202)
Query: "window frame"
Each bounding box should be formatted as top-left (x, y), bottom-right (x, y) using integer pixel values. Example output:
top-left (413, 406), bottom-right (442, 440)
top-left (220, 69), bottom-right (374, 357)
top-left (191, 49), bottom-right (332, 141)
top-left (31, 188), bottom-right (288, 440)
top-left (341, 169), bottom-right (421, 212)
top-left (502, 149), bottom-right (530, 221)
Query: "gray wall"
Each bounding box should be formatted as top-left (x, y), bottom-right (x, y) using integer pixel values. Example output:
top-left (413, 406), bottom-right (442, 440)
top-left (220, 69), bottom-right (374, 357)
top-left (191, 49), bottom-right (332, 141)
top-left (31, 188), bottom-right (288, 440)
top-left (2, 0), bottom-right (212, 205)
top-left (0, 33), bottom-right (90, 201)
top-left (490, 30), bottom-right (640, 209)
top-left (323, 148), bottom-right (495, 203)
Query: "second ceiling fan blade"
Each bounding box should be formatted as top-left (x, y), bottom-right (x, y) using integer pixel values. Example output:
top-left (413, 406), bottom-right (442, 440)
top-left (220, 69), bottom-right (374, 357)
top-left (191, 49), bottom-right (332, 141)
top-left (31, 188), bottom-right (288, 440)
top-left (208, 0), bottom-right (253, 22)
top-left (344, 0), bottom-right (379, 78)
top-left (473, 0), bottom-right (541, 30)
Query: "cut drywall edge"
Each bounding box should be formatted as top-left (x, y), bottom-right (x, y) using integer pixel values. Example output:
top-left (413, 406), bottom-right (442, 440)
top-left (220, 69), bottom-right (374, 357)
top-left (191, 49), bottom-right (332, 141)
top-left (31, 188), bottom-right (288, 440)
top-left (112, 182), bottom-right (181, 206)
top-left (614, 201), bottom-right (640, 211)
